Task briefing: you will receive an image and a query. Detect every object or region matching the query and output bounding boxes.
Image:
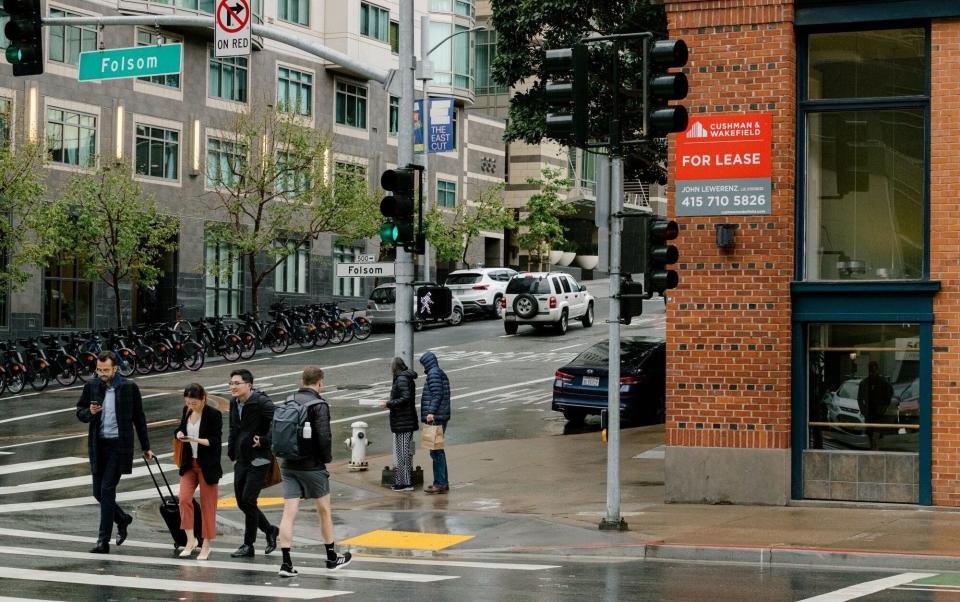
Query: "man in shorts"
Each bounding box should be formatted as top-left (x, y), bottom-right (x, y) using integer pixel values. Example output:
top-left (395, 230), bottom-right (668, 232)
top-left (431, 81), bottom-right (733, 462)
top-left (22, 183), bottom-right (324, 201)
top-left (277, 367), bottom-right (352, 577)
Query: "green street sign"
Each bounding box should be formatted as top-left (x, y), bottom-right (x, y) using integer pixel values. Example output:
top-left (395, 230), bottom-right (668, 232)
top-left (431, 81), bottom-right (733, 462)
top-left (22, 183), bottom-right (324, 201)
top-left (78, 44), bottom-right (182, 82)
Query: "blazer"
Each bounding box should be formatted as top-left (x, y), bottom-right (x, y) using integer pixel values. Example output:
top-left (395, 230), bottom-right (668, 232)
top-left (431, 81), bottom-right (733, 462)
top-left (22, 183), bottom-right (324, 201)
top-left (76, 375), bottom-right (151, 475)
top-left (175, 403), bottom-right (223, 485)
top-left (227, 389), bottom-right (275, 464)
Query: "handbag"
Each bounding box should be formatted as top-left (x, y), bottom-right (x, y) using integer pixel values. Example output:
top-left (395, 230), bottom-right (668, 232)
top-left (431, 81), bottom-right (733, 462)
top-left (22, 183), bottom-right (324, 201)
top-left (263, 457), bottom-right (282, 488)
top-left (421, 424), bottom-right (444, 450)
top-left (172, 437), bottom-right (184, 466)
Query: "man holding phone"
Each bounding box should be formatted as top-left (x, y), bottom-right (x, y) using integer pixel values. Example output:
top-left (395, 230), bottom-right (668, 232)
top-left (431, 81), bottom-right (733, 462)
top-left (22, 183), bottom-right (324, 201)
top-left (76, 351), bottom-right (153, 554)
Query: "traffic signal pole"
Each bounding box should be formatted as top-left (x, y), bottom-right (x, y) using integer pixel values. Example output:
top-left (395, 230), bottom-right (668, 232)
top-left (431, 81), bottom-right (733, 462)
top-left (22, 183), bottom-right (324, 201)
top-left (394, 0), bottom-right (415, 367)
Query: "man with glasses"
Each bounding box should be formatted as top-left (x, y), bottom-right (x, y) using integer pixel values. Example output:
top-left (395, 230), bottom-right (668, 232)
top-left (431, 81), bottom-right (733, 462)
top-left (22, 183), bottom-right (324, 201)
top-left (227, 368), bottom-right (279, 557)
top-left (76, 351), bottom-right (153, 554)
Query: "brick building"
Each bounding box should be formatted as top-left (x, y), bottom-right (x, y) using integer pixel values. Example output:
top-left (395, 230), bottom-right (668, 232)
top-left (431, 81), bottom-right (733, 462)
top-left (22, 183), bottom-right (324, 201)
top-left (662, 0), bottom-right (960, 506)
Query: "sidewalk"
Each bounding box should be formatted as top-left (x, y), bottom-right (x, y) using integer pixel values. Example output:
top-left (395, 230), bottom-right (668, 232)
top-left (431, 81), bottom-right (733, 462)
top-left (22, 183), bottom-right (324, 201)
top-left (307, 425), bottom-right (960, 571)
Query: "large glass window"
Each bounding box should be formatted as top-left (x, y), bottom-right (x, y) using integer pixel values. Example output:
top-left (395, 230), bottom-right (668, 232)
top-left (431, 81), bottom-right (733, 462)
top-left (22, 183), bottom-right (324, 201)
top-left (475, 29), bottom-right (505, 95)
top-left (206, 137), bottom-right (244, 188)
top-left (390, 21), bottom-right (399, 54)
top-left (44, 255), bottom-right (92, 329)
top-left (277, 66), bottom-right (312, 116)
top-left (334, 244), bottom-right (362, 297)
top-left (580, 149), bottom-right (597, 195)
top-left (47, 108), bottom-right (97, 167)
top-left (807, 323), bottom-right (919, 453)
top-left (48, 8), bottom-right (98, 66)
top-left (335, 81), bottom-right (367, 129)
top-left (360, 2), bottom-right (390, 43)
top-left (135, 124), bottom-right (179, 180)
top-left (136, 30), bottom-right (181, 88)
top-left (802, 28), bottom-right (927, 281)
top-left (437, 179), bottom-right (456, 208)
top-left (208, 49), bottom-right (248, 102)
top-left (428, 22), bottom-right (473, 90)
top-left (204, 237), bottom-right (241, 317)
top-left (275, 239), bottom-right (308, 294)
top-left (278, 0), bottom-right (308, 25)
top-left (389, 96), bottom-right (399, 136)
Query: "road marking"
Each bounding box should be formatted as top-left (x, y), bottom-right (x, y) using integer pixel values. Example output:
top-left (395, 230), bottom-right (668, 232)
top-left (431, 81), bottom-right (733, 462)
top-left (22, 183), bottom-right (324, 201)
top-left (0, 565), bottom-right (347, 599)
top-left (426, 345), bottom-right (449, 351)
top-left (796, 573), bottom-right (936, 602)
top-left (0, 462), bottom-right (178, 496)
top-left (343, 529), bottom-right (474, 551)
top-left (0, 457), bottom-right (90, 475)
top-left (550, 343), bottom-right (584, 352)
top-left (280, 336), bottom-right (392, 357)
top-left (451, 377), bottom-right (555, 400)
top-left (633, 445), bottom-right (666, 459)
top-left (499, 334), bottom-right (516, 338)
top-left (0, 391), bottom-right (171, 426)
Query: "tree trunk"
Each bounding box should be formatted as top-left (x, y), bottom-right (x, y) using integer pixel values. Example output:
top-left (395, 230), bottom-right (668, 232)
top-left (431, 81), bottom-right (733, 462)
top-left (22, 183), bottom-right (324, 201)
top-left (112, 279), bottom-right (123, 329)
top-left (248, 253), bottom-right (260, 318)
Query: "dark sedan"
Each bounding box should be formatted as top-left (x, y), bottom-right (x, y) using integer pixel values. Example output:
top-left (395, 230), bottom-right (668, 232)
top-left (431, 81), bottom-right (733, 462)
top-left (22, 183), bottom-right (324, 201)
top-left (552, 336), bottom-right (666, 424)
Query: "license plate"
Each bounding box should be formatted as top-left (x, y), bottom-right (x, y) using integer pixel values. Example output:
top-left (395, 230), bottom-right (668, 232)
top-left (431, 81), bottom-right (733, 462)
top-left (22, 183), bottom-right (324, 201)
top-left (582, 376), bottom-right (600, 387)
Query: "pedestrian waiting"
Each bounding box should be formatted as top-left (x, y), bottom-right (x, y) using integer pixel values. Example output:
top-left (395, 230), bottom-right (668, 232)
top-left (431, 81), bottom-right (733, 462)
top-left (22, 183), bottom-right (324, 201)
top-left (381, 357), bottom-right (419, 492)
top-left (174, 383), bottom-right (222, 560)
top-left (419, 351), bottom-right (451, 494)
top-left (274, 367), bottom-right (352, 577)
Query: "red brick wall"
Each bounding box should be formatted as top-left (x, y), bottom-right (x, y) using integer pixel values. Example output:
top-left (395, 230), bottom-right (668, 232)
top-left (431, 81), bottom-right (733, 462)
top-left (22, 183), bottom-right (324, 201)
top-left (663, 0), bottom-right (795, 450)
top-left (930, 19), bottom-right (960, 506)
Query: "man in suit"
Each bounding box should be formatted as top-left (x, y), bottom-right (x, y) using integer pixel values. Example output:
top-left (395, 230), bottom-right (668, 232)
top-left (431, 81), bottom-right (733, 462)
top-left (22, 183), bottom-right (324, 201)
top-left (76, 351), bottom-right (153, 554)
top-left (227, 368), bottom-right (279, 557)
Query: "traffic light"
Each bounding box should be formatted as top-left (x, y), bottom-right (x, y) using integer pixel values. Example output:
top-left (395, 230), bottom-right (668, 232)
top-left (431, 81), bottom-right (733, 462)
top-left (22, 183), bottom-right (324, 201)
top-left (644, 217), bottom-right (679, 297)
top-left (379, 168), bottom-right (415, 248)
top-left (543, 45), bottom-right (588, 147)
top-left (645, 39), bottom-right (689, 137)
top-left (3, 0), bottom-right (43, 76)
top-left (619, 279), bottom-right (645, 325)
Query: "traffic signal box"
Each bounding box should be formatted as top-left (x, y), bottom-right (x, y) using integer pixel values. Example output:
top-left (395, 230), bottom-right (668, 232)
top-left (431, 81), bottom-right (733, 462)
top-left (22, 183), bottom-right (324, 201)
top-left (379, 168), bottom-right (416, 250)
top-left (644, 217), bottom-right (679, 297)
top-left (3, 0), bottom-right (43, 76)
top-left (644, 39), bottom-right (689, 137)
top-left (415, 286), bottom-right (452, 322)
top-left (544, 45), bottom-right (588, 147)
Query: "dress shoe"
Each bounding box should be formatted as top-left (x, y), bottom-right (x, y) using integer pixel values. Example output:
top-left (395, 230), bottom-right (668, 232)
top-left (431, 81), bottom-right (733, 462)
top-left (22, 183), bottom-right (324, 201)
top-left (230, 544), bottom-right (255, 558)
top-left (116, 515), bottom-right (133, 546)
top-left (264, 525), bottom-right (279, 555)
top-left (90, 541), bottom-right (110, 554)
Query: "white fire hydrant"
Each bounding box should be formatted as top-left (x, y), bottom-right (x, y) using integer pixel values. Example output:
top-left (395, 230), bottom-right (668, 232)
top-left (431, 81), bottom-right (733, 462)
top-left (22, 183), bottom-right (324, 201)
top-left (344, 421), bottom-right (371, 471)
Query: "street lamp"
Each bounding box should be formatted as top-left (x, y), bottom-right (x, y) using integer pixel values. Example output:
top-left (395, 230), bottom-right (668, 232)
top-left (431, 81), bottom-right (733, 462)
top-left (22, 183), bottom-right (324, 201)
top-left (418, 17), bottom-right (485, 282)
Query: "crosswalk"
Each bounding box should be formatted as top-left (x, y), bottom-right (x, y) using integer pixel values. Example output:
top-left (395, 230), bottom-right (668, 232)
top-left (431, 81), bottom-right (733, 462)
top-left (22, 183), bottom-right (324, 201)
top-left (0, 527), bottom-right (560, 600)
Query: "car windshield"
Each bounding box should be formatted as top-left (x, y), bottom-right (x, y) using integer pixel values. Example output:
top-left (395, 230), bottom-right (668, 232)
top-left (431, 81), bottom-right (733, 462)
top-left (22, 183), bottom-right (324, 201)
top-left (837, 381), bottom-right (859, 399)
top-left (571, 340), bottom-right (662, 368)
top-left (370, 287), bottom-right (395, 304)
top-left (506, 277), bottom-right (551, 294)
top-left (446, 274), bottom-right (482, 285)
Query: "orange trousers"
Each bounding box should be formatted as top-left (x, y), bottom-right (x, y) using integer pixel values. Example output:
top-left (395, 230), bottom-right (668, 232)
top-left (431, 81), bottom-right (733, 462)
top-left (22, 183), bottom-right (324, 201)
top-left (179, 459), bottom-right (218, 540)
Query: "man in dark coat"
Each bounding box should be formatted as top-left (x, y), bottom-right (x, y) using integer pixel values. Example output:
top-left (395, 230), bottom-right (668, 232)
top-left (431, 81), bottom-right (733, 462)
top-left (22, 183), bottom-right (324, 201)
top-left (419, 351), bottom-right (451, 494)
top-left (76, 351), bottom-right (153, 554)
top-left (227, 368), bottom-right (279, 557)
top-left (858, 361), bottom-right (894, 450)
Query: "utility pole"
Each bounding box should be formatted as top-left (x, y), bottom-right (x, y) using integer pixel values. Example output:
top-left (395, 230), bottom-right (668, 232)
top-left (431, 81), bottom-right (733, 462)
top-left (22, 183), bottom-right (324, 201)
top-left (394, 0), bottom-right (415, 367)
top-left (418, 14), bottom-right (432, 283)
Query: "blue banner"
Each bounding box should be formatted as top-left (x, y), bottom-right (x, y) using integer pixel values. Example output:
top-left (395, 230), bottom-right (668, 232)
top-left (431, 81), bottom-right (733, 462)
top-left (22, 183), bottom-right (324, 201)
top-left (414, 97), bottom-right (455, 154)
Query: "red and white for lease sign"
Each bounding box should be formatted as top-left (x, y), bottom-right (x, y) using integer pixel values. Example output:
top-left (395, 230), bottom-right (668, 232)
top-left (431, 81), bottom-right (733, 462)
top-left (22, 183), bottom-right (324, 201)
top-left (675, 113), bottom-right (772, 216)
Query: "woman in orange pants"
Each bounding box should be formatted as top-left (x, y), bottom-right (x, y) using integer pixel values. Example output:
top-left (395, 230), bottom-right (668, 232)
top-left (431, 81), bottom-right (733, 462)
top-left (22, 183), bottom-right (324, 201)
top-left (175, 383), bottom-right (223, 560)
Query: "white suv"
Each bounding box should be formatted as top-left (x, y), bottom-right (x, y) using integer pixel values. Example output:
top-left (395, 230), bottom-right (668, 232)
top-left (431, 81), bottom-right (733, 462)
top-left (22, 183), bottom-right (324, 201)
top-left (444, 268), bottom-right (518, 319)
top-left (501, 272), bottom-right (595, 335)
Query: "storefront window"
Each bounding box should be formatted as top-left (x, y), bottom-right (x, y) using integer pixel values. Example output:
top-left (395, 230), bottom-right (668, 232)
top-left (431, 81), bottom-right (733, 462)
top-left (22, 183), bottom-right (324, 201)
top-left (808, 323), bottom-right (919, 453)
top-left (808, 29), bottom-right (925, 99)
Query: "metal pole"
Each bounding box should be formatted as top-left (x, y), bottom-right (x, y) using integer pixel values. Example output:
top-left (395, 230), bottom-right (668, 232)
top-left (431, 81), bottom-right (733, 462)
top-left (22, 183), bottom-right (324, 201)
top-left (394, 0), bottom-right (415, 367)
top-left (420, 15), bottom-right (431, 283)
top-left (603, 157), bottom-right (625, 531)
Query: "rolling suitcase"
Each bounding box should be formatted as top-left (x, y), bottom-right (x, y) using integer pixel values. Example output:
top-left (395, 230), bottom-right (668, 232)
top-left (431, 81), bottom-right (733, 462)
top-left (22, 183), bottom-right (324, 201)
top-left (144, 456), bottom-right (203, 549)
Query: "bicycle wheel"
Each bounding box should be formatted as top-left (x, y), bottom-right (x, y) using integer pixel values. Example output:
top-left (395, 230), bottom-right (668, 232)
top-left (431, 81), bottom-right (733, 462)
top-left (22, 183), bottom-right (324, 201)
top-left (220, 334), bottom-right (242, 362)
top-left (238, 332), bottom-right (257, 360)
top-left (135, 346), bottom-right (154, 375)
top-left (55, 357), bottom-right (78, 387)
top-left (329, 324), bottom-right (346, 345)
top-left (77, 354), bottom-right (96, 382)
top-left (313, 326), bottom-right (329, 349)
top-left (116, 348), bottom-right (137, 378)
top-left (29, 365), bottom-right (49, 391)
top-left (7, 371), bottom-right (25, 394)
top-left (297, 326), bottom-right (316, 350)
top-left (182, 342), bottom-right (205, 371)
top-left (172, 319), bottom-right (193, 338)
top-left (152, 345), bottom-right (171, 372)
top-left (355, 319), bottom-right (373, 340)
top-left (268, 327), bottom-right (289, 354)
top-left (340, 321), bottom-right (355, 344)
top-left (0, 372), bottom-right (6, 396)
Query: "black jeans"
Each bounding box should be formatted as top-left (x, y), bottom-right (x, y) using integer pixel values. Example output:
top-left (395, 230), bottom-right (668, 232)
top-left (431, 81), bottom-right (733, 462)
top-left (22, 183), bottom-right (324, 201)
top-left (233, 461), bottom-right (272, 545)
top-left (92, 438), bottom-right (130, 543)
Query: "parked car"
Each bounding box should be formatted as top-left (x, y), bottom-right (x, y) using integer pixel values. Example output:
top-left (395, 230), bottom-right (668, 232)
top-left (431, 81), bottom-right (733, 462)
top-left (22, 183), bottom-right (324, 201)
top-left (367, 281), bottom-right (464, 330)
top-left (501, 272), bottom-right (595, 335)
top-left (552, 336), bottom-right (666, 424)
top-left (444, 267), bottom-right (518, 319)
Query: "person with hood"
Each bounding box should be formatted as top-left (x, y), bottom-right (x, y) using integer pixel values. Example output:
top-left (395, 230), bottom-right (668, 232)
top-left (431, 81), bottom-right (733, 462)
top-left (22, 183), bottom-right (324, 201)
top-left (419, 351), bottom-right (451, 494)
top-left (381, 357), bottom-right (418, 491)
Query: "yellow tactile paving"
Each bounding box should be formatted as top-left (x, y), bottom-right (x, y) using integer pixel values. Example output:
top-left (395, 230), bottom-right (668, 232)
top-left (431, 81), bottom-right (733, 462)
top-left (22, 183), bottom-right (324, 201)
top-left (341, 529), bottom-right (474, 551)
top-left (217, 496), bottom-right (285, 509)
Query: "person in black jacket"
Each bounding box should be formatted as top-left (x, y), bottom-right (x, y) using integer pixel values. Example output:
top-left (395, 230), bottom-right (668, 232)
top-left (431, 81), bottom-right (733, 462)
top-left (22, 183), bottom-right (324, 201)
top-left (276, 367), bottom-right (352, 578)
top-left (76, 351), bottom-right (153, 554)
top-left (381, 357), bottom-right (418, 492)
top-left (175, 383), bottom-right (223, 560)
top-left (226, 368), bottom-right (279, 558)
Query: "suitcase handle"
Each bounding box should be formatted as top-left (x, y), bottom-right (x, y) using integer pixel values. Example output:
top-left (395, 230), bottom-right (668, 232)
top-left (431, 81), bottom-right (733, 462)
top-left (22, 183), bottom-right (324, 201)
top-left (143, 456), bottom-right (175, 499)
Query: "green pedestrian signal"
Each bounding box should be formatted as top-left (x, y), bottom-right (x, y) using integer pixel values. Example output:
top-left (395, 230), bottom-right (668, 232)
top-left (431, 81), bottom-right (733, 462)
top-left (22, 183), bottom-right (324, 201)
top-left (2, 0), bottom-right (44, 76)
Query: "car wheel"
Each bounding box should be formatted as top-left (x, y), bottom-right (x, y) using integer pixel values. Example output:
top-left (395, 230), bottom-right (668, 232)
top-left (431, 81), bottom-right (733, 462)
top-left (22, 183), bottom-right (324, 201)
top-left (555, 310), bottom-right (568, 335)
top-left (563, 408), bottom-right (586, 424)
top-left (492, 295), bottom-right (503, 319)
top-left (581, 303), bottom-right (594, 327)
top-left (449, 307), bottom-right (463, 326)
top-left (513, 294), bottom-right (539, 319)
top-left (504, 321), bottom-right (518, 335)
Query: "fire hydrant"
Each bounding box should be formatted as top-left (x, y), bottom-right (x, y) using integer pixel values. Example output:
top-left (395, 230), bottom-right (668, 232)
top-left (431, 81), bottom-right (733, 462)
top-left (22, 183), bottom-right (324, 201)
top-left (344, 421), bottom-right (371, 471)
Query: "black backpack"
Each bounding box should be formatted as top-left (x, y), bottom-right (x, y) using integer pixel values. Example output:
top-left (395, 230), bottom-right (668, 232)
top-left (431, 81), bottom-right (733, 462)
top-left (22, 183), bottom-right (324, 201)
top-left (271, 393), bottom-right (325, 460)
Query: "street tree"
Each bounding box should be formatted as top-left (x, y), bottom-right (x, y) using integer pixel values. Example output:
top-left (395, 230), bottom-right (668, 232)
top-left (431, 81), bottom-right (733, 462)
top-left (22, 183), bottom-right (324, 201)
top-left (204, 103), bottom-right (379, 317)
top-left (491, 0), bottom-right (668, 183)
top-left (28, 162), bottom-right (179, 328)
top-left (0, 138), bottom-right (47, 293)
top-left (517, 168), bottom-right (574, 271)
top-left (423, 183), bottom-right (515, 267)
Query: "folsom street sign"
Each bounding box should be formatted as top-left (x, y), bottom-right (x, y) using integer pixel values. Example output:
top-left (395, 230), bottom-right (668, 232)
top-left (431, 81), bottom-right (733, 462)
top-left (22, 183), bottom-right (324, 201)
top-left (675, 113), bottom-right (772, 216)
top-left (78, 44), bottom-right (183, 82)
top-left (215, 0), bottom-right (252, 58)
top-left (335, 262), bottom-right (396, 277)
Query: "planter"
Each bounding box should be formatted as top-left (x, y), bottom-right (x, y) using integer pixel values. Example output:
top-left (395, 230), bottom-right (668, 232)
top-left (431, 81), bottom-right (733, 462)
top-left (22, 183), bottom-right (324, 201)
top-left (575, 255), bottom-right (599, 270)
top-left (558, 252), bottom-right (576, 267)
top-left (550, 250), bottom-right (565, 265)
